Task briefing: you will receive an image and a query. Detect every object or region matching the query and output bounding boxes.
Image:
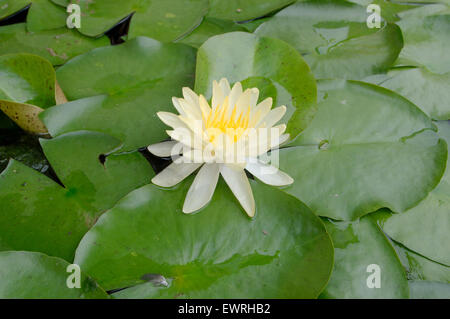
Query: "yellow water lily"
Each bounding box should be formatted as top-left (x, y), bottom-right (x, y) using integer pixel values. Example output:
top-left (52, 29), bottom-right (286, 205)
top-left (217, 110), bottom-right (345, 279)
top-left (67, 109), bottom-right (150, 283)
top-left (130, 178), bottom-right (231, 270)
top-left (147, 78), bottom-right (293, 217)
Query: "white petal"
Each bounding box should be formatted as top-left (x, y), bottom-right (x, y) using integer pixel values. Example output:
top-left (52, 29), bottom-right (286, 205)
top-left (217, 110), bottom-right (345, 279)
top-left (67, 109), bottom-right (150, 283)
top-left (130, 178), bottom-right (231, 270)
top-left (234, 88), bottom-right (253, 116)
top-left (218, 78), bottom-right (231, 97)
top-left (198, 94), bottom-right (211, 118)
top-left (251, 97), bottom-right (272, 123)
top-left (157, 112), bottom-right (188, 129)
top-left (220, 164), bottom-right (255, 217)
top-left (245, 161), bottom-right (293, 186)
top-left (182, 87), bottom-right (199, 108)
top-left (258, 105), bottom-right (286, 128)
top-left (212, 80), bottom-right (225, 109)
top-left (178, 98), bottom-right (202, 119)
top-left (228, 81), bottom-right (243, 110)
top-left (249, 88), bottom-right (259, 108)
top-left (152, 162), bottom-right (202, 187)
top-left (147, 141), bottom-right (181, 157)
top-left (172, 97), bottom-right (186, 116)
top-left (183, 164), bottom-right (220, 214)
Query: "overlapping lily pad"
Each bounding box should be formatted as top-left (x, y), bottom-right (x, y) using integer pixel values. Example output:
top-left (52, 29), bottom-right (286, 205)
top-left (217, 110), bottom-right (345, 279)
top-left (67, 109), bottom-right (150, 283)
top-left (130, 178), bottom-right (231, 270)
top-left (280, 80), bottom-right (447, 221)
top-left (0, 53), bottom-right (55, 133)
top-left (319, 215), bottom-right (409, 298)
top-left (409, 281), bottom-right (450, 299)
top-left (0, 251), bottom-right (108, 298)
top-left (364, 67), bottom-right (450, 120)
top-left (382, 121), bottom-right (450, 266)
top-left (0, 23), bottom-right (110, 66)
top-left (207, 0), bottom-right (294, 21)
top-left (0, 131), bottom-right (153, 261)
top-left (195, 32), bottom-right (317, 137)
top-left (255, 0), bottom-right (403, 79)
top-left (44, 37), bottom-right (196, 151)
top-left (74, 178), bottom-right (334, 298)
top-left (56, 0), bottom-right (208, 41)
top-left (396, 4), bottom-right (450, 74)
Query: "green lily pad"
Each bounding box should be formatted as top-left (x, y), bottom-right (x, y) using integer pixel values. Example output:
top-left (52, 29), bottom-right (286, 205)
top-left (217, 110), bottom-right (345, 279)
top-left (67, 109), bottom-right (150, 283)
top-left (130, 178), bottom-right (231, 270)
top-left (0, 131), bottom-right (153, 261)
top-left (207, 0), bottom-right (295, 21)
top-left (0, 251), bottom-right (108, 298)
top-left (74, 178), bottom-right (334, 298)
top-left (178, 17), bottom-right (247, 48)
top-left (280, 80), bottom-right (447, 221)
top-left (382, 121), bottom-right (450, 266)
top-left (26, 0), bottom-right (67, 32)
top-left (409, 281), bottom-right (450, 299)
top-left (55, 36), bottom-right (196, 100)
top-left (319, 215), bottom-right (409, 299)
top-left (195, 31), bottom-right (317, 137)
top-left (393, 241), bottom-right (450, 283)
top-left (44, 37), bottom-right (196, 151)
top-left (255, 1), bottom-right (403, 79)
top-left (0, 53), bottom-right (55, 107)
top-left (364, 67), bottom-right (450, 120)
top-left (0, 0), bottom-right (29, 20)
top-left (40, 130), bottom-right (153, 212)
top-left (0, 23), bottom-right (110, 66)
top-left (60, 0), bottom-right (208, 41)
top-left (396, 4), bottom-right (450, 74)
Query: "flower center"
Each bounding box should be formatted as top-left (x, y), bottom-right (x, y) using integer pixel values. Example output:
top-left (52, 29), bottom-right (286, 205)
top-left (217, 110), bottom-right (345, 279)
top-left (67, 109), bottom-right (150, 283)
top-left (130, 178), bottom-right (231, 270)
top-left (203, 97), bottom-right (254, 143)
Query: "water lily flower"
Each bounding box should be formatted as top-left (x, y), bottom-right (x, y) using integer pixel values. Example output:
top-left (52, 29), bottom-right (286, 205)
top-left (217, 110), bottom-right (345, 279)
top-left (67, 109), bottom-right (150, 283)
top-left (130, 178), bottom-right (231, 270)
top-left (147, 78), bottom-right (293, 217)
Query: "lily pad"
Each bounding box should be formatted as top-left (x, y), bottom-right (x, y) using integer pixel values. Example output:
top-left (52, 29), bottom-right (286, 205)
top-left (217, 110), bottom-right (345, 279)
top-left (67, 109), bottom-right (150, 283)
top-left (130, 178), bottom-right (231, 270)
top-left (40, 130), bottom-right (154, 212)
top-left (195, 32), bottom-right (317, 137)
top-left (409, 281), bottom-right (450, 299)
top-left (207, 0), bottom-right (295, 21)
top-left (396, 4), bottom-right (450, 74)
top-left (0, 53), bottom-right (55, 107)
top-left (393, 241), bottom-right (450, 283)
top-left (364, 67), bottom-right (450, 120)
top-left (55, 36), bottom-right (196, 100)
top-left (382, 121), bottom-right (450, 266)
top-left (26, 0), bottom-right (67, 32)
top-left (280, 80), bottom-right (447, 221)
top-left (44, 37), bottom-right (196, 151)
top-left (74, 178), bottom-right (334, 298)
top-left (319, 215), bottom-right (409, 299)
top-left (178, 17), bottom-right (247, 48)
top-left (0, 0), bottom-right (29, 20)
top-left (60, 0), bottom-right (208, 41)
top-left (255, 1), bottom-right (403, 79)
top-left (0, 131), bottom-right (153, 261)
top-left (0, 23), bottom-right (110, 66)
top-left (0, 251), bottom-right (108, 298)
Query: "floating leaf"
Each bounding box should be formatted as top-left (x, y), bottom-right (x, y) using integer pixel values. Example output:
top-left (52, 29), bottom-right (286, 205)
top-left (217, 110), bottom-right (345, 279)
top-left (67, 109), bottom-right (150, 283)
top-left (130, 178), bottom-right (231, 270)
top-left (319, 215), bottom-right (409, 298)
top-left (364, 67), bottom-right (450, 120)
top-left (60, 0), bottom-right (208, 41)
top-left (195, 32), bottom-right (317, 137)
top-left (26, 0), bottom-right (68, 32)
top-left (0, 0), bottom-right (29, 20)
top-left (255, 1), bottom-right (403, 79)
top-left (0, 251), bottom-right (108, 298)
top-left (382, 121), bottom-right (450, 266)
top-left (409, 281), bottom-right (450, 299)
top-left (74, 178), bottom-right (334, 298)
top-left (178, 17), bottom-right (247, 48)
top-left (207, 0), bottom-right (295, 21)
top-left (0, 23), bottom-right (110, 66)
top-left (0, 53), bottom-right (55, 107)
top-left (0, 99), bottom-right (47, 134)
top-left (0, 131), bottom-right (153, 260)
top-left (396, 4), bottom-right (450, 74)
top-left (44, 37), bottom-right (196, 151)
top-left (280, 80), bottom-right (447, 221)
